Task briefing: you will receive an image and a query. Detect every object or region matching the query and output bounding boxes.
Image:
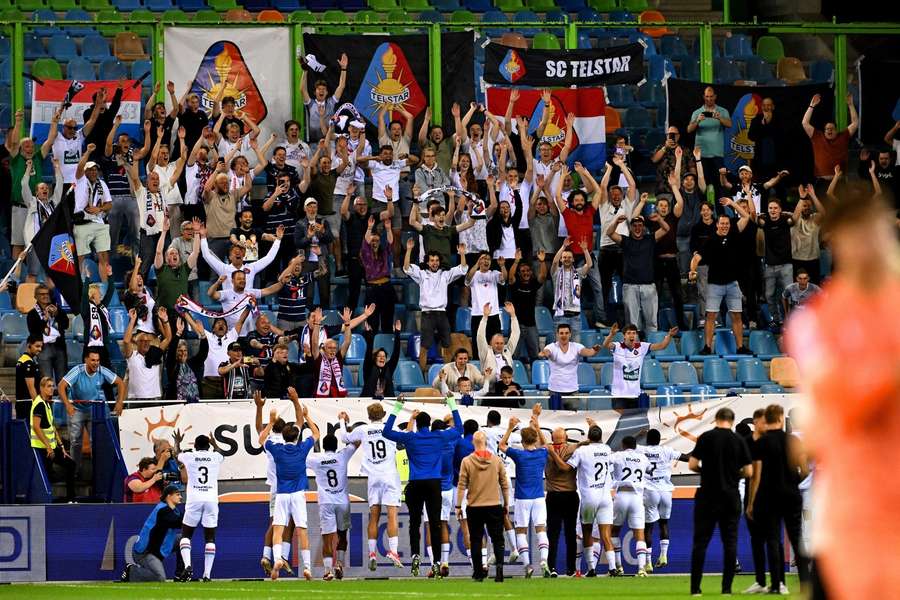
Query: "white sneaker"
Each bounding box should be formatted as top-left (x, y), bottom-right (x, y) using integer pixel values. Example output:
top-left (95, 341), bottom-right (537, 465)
top-left (778, 582), bottom-right (789, 595)
top-left (508, 549), bottom-right (520, 563)
top-left (742, 582), bottom-right (767, 594)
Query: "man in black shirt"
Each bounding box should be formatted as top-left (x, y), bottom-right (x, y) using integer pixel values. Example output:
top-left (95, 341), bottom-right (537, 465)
top-left (15, 335), bottom-right (43, 419)
top-left (688, 199), bottom-right (754, 355)
top-left (264, 343), bottom-right (302, 398)
top-left (609, 207), bottom-right (671, 333)
top-left (83, 83), bottom-right (124, 162)
top-left (340, 187), bottom-right (369, 312)
top-left (758, 199), bottom-right (794, 326)
top-left (746, 404), bottom-right (810, 593)
top-left (175, 90), bottom-right (209, 160)
top-left (735, 197), bottom-right (762, 328)
top-left (688, 407), bottom-right (753, 596)
top-left (507, 249), bottom-right (547, 363)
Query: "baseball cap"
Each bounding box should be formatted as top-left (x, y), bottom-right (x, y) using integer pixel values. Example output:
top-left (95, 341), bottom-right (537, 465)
top-left (163, 483), bottom-right (183, 498)
top-left (349, 119), bottom-right (365, 129)
top-left (227, 341), bottom-right (243, 351)
top-left (738, 165), bottom-right (752, 174)
top-left (630, 215), bottom-right (645, 223)
top-left (304, 197), bottom-right (318, 207)
top-left (84, 161), bottom-right (98, 169)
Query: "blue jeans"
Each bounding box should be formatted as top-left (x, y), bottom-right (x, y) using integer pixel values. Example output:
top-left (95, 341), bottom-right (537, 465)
top-left (554, 314), bottom-right (581, 340)
top-left (764, 263), bottom-right (793, 323)
top-left (68, 408), bottom-right (92, 473)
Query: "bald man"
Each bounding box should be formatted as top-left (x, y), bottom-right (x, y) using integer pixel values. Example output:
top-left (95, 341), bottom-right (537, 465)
top-left (456, 430), bottom-right (509, 582)
top-left (544, 427), bottom-right (580, 577)
top-left (202, 167), bottom-right (253, 260)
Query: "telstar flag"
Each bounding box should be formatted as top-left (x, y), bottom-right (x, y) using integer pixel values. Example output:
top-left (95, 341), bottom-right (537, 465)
top-left (31, 201), bottom-right (82, 310)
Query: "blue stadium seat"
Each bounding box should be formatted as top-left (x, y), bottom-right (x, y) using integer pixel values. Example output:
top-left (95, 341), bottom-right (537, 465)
top-left (49, 34), bottom-right (79, 61)
top-left (67, 57), bottom-right (96, 80)
top-left (723, 34), bottom-right (753, 59)
top-left (744, 56), bottom-right (775, 84)
top-left (640, 358), bottom-right (666, 390)
top-left (577, 363), bottom-right (599, 392)
top-left (427, 363), bottom-right (443, 387)
top-left (749, 330), bottom-right (782, 360)
top-left (559, 0), bottom-right (586, 11)
top-left (648, 55), bottom-right (674, 83)
top-left (667, 360), bottom-right (698, 385)
top-left (418, 9), bottom-right (444, 22)
top-left (394, 360), bottom-right (426, 392)
top-left (0, 37), bottom-right (8, 57)
top-left (25, 33), bottom-right (47, 60)
top-left (131, 58), bottom-right (152, 81)
top-left (679, 57), bottom-right (700, 80)
top-left (714, 57), bottom-right (741, 84)
top-left (71, 314), bottom-right (85, 342)
top-left (587, 391), bottom-right (611, 410)
top-left (481, 9), bottom-right (508, 36)
top-left (679, 330), bottom-right (705, 361)
top-left (689, 383), bottom-right (717, 403)
top-left (337, 333), bottom-right (367, 365)
top-left (108, 307), bottom-right (129, 340)
top-left (288, 343), bottom-right (300, 363)
top-left (454, 307), bottom-right (472, 336)
top-left (511, 360), bottom-right (534, 390)
top-left (343, 366), bottom-right (360, 394)
top-left (655, 385), bottom-right (678, 407)
top-left (580, 331), bottom-right (612, 363)
top-left (433, 0), bottom-right (462, 10)
top-left (735, 357), bottom-right (771, 388)
top-left (631, 32), bottom-right (657, 56)
top-left (606, 85), bottom-right (636, 108)
top-left (531, 360), bottom-right (549, 389)
top-left (0, 59), bottom-right (9, 85)
top-left (759, 383), bottom-right (785, 394)
top-left (577, 31), bottom-right (592, 49)
top-left (535, 306), bottom-right (554, 338)
top-left (647, 330), bottom-right (684, 361)
top-left (660, 34), bottom-right (689, 61)
top-left (714, 329), bottom-right (744, 360)
top-left (33, 10), bottom-right (60, 37)
top-left (63, 10), bottom-right (95, 36)
top-left (598, 362), bottom-right (613, 389)
top-left (1, 312), bottom-right (28, 345)
top-left (513, 10), bottom-right (540, 37)
top-left (624, 106), bottom-right (653, 130)
top-left (99, 58), bottom-right (128, 80)
top-left (702, 357), bottom-right (740, 389)
top-left (112, 0), bottom-right (143, 10)
top-left (179, 0), bottom-right (208, 9)
top-left (81, 35), bottom-right (111, 60)
top-left (810, 59), bottom-right (834, 83)
top-left (145, 0), bottom-right (175, 9)
top-left (464, 0), bottom-right (494, 12)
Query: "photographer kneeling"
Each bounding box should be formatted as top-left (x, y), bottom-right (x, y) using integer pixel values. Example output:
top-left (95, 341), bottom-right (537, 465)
top-left (121, 484), bottom-right (184, 583)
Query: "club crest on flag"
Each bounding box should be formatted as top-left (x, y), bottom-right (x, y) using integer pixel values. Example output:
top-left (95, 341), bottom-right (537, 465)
top-left (191, 41), bottom-right (267, 124)
top-left (725, 92), bottom-right (762, 171)
top-left (48, 233), bottom-right (76, 276)
top-left (499, 49), bottom-right (526, 84)
top-left (527, 95), bottom-right (579, 156)
top-left (354, 42), bottom-right (426, 126)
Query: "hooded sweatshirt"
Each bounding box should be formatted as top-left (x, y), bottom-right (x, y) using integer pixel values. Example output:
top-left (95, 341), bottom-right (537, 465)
top-left (457, 449), bottom-right (509, 508)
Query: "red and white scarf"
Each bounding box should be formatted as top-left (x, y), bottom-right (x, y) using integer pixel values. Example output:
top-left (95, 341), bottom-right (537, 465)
top-left (174, 293), bottom-right (257, 320)
top-left (316, 354), bottom-right (347, 398)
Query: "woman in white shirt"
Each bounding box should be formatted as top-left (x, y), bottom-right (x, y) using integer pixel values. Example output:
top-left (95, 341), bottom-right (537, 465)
top-left (538, 322), bottom-right (603, 410)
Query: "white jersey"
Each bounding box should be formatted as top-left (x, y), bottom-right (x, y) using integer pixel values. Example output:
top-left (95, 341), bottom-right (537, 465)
top-left (638, 444), bottom-right (682, 492)
top-left (482, 424), bottom-right (520, 479)
top-left (340, 422), bottom-right (398, 479)
top-left (610, 449), bottom-right (650, 493)
top-left (265, 431), bottom-right (285, 488)
top-left (610, 342), bottom-right (651, 398)
top-left (308, 446), bottom-right (357, 505)
top-left (567, 443), bottom-right (614, 493)
top-left (178, 450), bottom-right (224, 503)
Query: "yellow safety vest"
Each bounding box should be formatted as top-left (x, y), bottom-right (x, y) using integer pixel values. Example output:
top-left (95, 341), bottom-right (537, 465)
top-left (396, 448), bottom-right (409, 501)
top-left (29, 395), bottom-right (57, 450)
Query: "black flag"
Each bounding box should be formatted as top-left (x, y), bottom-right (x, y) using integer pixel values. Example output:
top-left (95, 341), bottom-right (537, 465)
top-left (31, 201), bottom-right (82, 310)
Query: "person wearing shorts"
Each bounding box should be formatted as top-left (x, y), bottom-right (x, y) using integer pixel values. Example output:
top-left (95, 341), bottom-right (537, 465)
top-left (73, 152), bottom-right (113, 280)
top-left (177, 435), bottom-right (224, 582)
top-left (689, 201), bottom-right (754, 356)
top-left (610, 436), bottom-right (651, 576)
top-left (260, 400), bottom-right (319, 581)
top-left (640, 428), bottom-right (689, 571)
top-left (308, 432), bottom-right (358, 580)
top-left (403, 241), bottom-right (468, 375)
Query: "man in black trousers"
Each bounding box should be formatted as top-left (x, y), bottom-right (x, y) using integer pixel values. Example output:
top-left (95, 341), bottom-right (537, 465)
top-left (544, 427), bottom-right (580, 577)
top-left (689, 407), bottom-right (753, 596)
top-left (746, 404), bottom-right (810, 594)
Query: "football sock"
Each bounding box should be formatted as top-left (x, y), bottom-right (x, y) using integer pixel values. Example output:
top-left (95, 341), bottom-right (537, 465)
top-left (301, 549), bottom-right (311, 570)
top-left (441, 543), bottom-right (450, 565)
top-left (337, 550), bottom-right (345, 565)
top-left (612, 537), bottom-right (622, 568)
top-left (515, 533), bottom-right (530, 565)
top-left (660, 539), bottom-right (670, 560)
top-left (647, 546), bottom-right (653, 565)
top-left (575, 537), bottom-right (584, 569)
top-left (592, 542), bottom-right (602, 569)
top-left (425, 546), bottom-right (434, 566)
top-left (636, 541), bottom-right (648, 570)
top-left (324, 557), bottom-right (333, 572)
top-left (368, 539), bottom-right (377, 554)
top-left (263, 546), bottom-right (273, 561)
top-left (203, 543), bottom-right (216, 579)
top-left (605, 550), bottom-right (616, 570)
top-left (273, 544), bottom-right (282, 565)
top-left (388, 536), bottom-right (399, 554)
top-left (505, 529), bottom-right (517, 555)
top-left (179, 538), bottom-right (192, 569)
top-left (536, 531), bottom-right (549, 562)
top-left (281, 541), bottom-right (291, 563)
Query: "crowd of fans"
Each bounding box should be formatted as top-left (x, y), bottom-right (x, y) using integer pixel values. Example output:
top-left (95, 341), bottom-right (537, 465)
top-left (4, 51), bottom-right (898, 498)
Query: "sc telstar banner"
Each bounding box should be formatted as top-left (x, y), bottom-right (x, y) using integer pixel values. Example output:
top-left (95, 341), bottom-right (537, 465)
top-left (484, 42), bottom-right (644, 87)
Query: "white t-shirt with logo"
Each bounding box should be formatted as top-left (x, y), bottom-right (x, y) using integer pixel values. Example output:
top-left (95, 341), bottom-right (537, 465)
top-left (308, 446), bottom-right (357, 505)
top-left (203, 329), bottom-right (238, 377)
top-left (638, 444), bottom-right (682, 492)
top-left (370, 159), bottom-right (407, 203)
top-left (179, 450), bottom-right (224, 503)
top-left (136, 187), bottom-right (165, 235)
top-left (126, 349), bottom-right (161, 398)
top-left (468, 270), bottom-right (502, 317)
top-left (544, 341), bottom-right (585, 393)
top-left (282, 139), bottom-right (310, 173)
top-left (52, 130), bottom-right (84, 183)
top-left (610, 449), bottom-right (650, 492)
top-left (332, 152), bottom-right (357, 196)
top-left (610, 342), bottom-right (651, 399)
top-left (341, 422), bottom-right (398, 480)
top-left (567, 443), bottom-right (614, 493)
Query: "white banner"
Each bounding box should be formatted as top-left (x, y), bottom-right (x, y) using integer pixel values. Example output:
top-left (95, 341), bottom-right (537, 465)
top-left (118, 395), bottom-right (802, 481)
top-left (164, 27), bottom-right (292, 158)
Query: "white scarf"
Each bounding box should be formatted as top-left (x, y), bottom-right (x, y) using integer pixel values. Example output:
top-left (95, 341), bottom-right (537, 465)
top-left (34, 303), bottom-right (60, 344)
top-left (553, 266), bottom-right (581, 317)
top-left (317, 354), bottom-right (346, 397)
top-left (87, 301), bottom-right (109, 347)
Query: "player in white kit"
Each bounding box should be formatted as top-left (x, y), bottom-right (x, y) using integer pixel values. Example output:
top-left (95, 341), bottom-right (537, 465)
top-left (308, 432), bottom-right (360, 580)
top-left (639, 428), bottom-right (690, 571)
top-left (338, 404), bottom-right (404, 570)
top-left (610, 436), bottom-right (651, 577)
top-left (177, 434), bottom-right (225, 582)
top-left (549, 418), bottom-right (618, 577)
top-left (254, 391), bottom-right (300, 577)
top-left (482, 409), bottom-right (521, 564)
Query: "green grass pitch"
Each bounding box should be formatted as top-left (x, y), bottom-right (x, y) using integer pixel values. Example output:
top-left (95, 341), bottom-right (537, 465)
top-left (1, 575), bottom-right (802, 598)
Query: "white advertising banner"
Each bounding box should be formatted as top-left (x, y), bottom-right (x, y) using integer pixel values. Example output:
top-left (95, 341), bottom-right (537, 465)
top-left (118, 395), bottom-right (803, 481)
top-left (164, 27), bottom-right (292, 155)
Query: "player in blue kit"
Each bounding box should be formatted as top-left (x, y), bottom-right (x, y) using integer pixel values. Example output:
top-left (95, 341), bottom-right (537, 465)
top-left (500, 411), bottom-right (551, 578)
top-left (258, 399), bottom-right (321, 581)
top-left (423, 415), bottom-right (462, 577)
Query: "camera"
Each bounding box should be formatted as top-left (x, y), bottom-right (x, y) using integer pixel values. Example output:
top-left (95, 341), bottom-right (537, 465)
top-left (160, 471), bottom-right (180, 483)
top-left (702, 111), bottom-right (714, 118)
top-left (135, 304), bottom-right (149, 322)
top-left (667, 132), bottom-right (677, 140)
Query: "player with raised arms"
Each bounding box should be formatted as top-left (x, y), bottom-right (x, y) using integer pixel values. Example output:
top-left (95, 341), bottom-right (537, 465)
top-left (177, 433), bottom-right (225, 582)
top-left (639, 428), bottom-right (690, 571)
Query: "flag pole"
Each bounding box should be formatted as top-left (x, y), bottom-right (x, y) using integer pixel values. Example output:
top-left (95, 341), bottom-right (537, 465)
top-left (0, 243), bottom-right (31, 291)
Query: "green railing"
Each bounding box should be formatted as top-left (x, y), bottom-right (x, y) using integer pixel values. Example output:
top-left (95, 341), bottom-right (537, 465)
top-left (4, 18), bottom-right (900, 132)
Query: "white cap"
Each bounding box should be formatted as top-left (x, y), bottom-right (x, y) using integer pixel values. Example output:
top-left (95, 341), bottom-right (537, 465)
top-left (304, 197), bottom-right (318, 207)
top-left (84, 161), bottom-right (98, 169)
top-left (738, 165), bottom-right (752, 174)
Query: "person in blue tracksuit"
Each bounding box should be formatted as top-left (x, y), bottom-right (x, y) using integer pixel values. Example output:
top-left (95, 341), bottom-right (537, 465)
top-left (382, 395), bottom-right (462, 578)
top-left (122, 484), bottom-right (184, 583)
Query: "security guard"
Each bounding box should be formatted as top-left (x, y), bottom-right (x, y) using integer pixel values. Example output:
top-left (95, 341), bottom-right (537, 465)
top-left (30, 376), bottom-right (76, 502)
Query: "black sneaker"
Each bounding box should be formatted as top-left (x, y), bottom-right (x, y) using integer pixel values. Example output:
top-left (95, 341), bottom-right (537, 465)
top-left (550, 569), bottom-right (558, 578)
top-left (608, 569), bottom-right (619, 577)
top-left (585, 568), bottom-right (596, 577)
top-left (699, 346), bottom-right (713, 355)
top-left (202, 577), bottom-right (211, 582)
top-left (736, 346), bottom-right (753, 355)
top-left (177, 565), bottom-right (193, 582)
top-left (120, 563), bottom-right (133, 582)
top-left (411, 554), bottom-right (420, 577)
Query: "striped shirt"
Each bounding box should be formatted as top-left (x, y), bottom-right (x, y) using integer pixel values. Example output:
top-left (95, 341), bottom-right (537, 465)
top-left (262, 188), bottom-right (299, 236)
top-left (101, 156), bottom-right (132, 197)
top-left (277, 274), bottom-right (312, 323)
top-left (244, 330), bottom-right (279, 388)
